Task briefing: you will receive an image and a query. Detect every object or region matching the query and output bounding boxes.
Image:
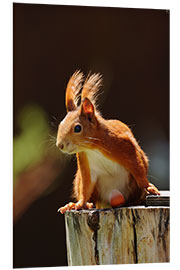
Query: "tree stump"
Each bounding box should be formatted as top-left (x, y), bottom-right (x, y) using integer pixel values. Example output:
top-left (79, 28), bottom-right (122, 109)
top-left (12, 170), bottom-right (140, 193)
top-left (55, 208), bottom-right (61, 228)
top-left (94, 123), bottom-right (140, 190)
top-left (64, 191), bottom-right (170, 266)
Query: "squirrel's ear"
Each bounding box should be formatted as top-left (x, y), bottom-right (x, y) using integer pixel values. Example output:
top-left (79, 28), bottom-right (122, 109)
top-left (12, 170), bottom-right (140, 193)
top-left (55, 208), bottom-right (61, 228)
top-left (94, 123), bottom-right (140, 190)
top-left (81, 97), bottom-right (95, 119)
top-left (65, 71), bottom-right (84, 112)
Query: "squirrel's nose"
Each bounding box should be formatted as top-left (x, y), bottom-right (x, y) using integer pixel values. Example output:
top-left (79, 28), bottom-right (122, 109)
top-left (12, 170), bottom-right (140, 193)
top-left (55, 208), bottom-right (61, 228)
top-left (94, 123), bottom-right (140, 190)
top-left (56, 141), bottom-right (64, 149)
top-left (56, 140), bottom-right (70, 150)
top-left (59, 143), bottom-right (64, 150)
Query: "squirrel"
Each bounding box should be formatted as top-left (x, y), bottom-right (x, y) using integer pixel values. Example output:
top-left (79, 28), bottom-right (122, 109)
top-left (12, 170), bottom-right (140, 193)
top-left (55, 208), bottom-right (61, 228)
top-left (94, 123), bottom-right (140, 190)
top-left (56, 71), bottom-right (160, 214)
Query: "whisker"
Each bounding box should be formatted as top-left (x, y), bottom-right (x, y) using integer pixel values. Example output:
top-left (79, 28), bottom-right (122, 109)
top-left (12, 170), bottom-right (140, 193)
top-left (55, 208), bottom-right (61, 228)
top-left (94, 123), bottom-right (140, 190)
top-left (48, 140), bottom-right (56, 145)
top-left (48, 134), bottom-right (56, 141)
top-left (48, 114), bottom-right (59, 130)
top-left (50, 115), bottom-right (57, 121)
top-left (49, 139), bottom-right (56, 143)
top-left (48, 121), bottom-right (57, 128)
top-left (75, 142), bottom-right (86, 148)
top-left (47, 141), bottom-right (56, 147)
top-left (48, 134), bottom-right (56, 138)
top-left (147, 174), bottom-right (159, 181)
top-left (39, 138), bottom-right (54, 147)
top-left (85, 136), bottom-right (101, 141)
top-left (47, 143), bottom-right (56, 150)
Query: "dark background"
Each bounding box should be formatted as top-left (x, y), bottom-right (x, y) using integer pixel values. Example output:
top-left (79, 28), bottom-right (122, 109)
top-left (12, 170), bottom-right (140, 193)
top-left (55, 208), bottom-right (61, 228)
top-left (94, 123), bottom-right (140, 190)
top-left (13, 3), bottom-right (169, 268)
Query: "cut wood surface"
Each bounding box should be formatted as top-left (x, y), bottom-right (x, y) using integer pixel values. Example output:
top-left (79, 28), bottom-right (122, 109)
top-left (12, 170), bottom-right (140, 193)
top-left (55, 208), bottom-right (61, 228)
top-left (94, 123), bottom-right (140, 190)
top-left (64, 192), bottom-right (170, 266)
top-left (146, 190), bottom-right (170, 206)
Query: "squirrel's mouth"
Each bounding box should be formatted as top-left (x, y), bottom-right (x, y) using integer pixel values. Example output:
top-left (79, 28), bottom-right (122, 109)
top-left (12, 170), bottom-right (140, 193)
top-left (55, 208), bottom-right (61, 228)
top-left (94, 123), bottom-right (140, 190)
top-left (56, 138), bottom-right (85, 154)
top-left (63, 149), bottom-right (76, 155)
top-left (58, 143), bottom-right (83, 155)
top-left (60, 146), bottom-right (76, 155)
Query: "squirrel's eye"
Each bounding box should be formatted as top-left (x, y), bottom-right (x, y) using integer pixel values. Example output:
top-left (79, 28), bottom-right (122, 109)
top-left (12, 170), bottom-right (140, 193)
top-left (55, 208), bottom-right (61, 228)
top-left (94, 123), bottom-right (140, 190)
top-left (74, 124), bottom-right (82, 133)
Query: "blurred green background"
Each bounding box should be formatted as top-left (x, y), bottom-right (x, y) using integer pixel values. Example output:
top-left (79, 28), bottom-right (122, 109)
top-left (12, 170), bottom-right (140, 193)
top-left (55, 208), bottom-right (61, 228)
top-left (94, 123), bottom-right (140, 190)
top-left (14, 105), bottom-right (49, 183)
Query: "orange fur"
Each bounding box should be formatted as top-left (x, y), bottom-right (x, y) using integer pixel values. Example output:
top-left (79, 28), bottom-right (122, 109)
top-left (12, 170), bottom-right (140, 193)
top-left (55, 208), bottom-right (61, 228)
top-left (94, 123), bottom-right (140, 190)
top-left (81, 73), bottom-right (102, 104)
top-left (65, 70), bottom-right (84, 111)
top-left (73, 152), bottom-right (96, 203)
top-left (57, 71), bottom-right (160, 214)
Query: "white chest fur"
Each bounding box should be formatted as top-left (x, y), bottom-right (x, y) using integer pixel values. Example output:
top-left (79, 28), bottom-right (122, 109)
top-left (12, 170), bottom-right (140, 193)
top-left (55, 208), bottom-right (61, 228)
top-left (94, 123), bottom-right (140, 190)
top-left (85, 149), bottom-right (130, 202)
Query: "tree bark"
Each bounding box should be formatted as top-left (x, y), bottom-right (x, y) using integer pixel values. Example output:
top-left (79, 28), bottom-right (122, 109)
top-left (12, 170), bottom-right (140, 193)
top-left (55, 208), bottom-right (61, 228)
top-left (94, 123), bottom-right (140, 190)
top-left (64, 205), bottom-right (169, 265)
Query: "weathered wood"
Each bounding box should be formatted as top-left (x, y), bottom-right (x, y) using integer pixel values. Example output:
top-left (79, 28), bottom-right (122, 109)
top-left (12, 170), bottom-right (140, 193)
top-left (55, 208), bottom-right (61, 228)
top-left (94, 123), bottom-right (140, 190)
top-left (146, 191), bottom-right (170, 206)
top-left (64, 205), bottom-right (170, 266)
top-left (65, 211), bottom-right (97, 265)
top-left (132, 207), bottom-right (169, 263)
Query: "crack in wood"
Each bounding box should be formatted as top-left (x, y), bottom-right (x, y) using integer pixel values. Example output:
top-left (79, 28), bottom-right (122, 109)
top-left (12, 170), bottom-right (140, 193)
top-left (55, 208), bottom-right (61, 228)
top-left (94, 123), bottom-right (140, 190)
top-left (158, 208), bottom-right (170, 259)
top-left (64, 205), bottom-right (170, 265)
top-left (92, 229), bottom-right (99, 265)
top-left (131, 209), bottom-right (138, 264)
top-left (87, 210), bottom-right (100, 265)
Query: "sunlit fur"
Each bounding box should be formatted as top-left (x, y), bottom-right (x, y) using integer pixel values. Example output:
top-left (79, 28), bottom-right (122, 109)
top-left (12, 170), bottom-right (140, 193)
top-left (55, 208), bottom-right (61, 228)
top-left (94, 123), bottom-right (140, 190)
top-left (85, 148), bottom-right (130, 203)
top-left (81, 72), bottom-right (102, 105)
top-left (65, 71), bottom-right (84, 111)
top-left (57, 71), bottom-right (160, 213)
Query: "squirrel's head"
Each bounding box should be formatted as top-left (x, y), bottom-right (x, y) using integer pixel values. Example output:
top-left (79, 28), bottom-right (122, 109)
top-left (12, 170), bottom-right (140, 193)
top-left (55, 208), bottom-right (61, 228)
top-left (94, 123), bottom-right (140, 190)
top-left (56, 71), bottom-right (102, 154)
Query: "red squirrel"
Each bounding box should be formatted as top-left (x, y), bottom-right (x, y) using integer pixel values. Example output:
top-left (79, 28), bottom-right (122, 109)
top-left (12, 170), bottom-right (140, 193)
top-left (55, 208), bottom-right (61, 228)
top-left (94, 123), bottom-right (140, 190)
top-left (56, 71), bottom-right (160, 214)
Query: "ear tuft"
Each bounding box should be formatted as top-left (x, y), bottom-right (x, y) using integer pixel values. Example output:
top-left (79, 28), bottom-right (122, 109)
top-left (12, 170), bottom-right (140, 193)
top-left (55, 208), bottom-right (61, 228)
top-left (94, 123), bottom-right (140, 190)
top-left (65, 70), bottom-right (84, 111)
top-left (81, 73), bottom-right (102, 105)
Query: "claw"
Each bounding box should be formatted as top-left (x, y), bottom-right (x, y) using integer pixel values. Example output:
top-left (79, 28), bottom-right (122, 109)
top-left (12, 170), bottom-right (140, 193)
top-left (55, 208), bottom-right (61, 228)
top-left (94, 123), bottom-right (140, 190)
top-left (58, 201), bottom-right (94, 214)
top-left (146, 183), bottom-right (160, 195)
top-left (85, 202), bottom-right (94, 209)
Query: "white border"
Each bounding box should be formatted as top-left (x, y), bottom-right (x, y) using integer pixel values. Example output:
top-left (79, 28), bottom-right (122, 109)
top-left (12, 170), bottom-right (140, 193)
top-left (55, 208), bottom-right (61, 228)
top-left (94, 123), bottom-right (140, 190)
top-left (1, 0), bottom-right (180, 270)
top-left (0, 0), bottom-right (13, 270)
top-left (9, 0), bottom-right (170, 9)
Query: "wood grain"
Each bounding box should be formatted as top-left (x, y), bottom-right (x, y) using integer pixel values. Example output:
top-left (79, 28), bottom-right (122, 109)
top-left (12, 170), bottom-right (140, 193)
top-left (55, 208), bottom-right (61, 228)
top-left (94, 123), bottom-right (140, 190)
top-left (64, 204), bottom-right (170, 265)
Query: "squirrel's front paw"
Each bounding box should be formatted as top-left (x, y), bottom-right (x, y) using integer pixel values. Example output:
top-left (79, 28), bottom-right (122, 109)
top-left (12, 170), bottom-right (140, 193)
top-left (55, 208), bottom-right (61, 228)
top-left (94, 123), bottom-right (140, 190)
top-left (146, 183), bottom-right (160, 195)
top-left (58, 201), bottom-right (94, 214)
top-left (58, 202), bottom-right (76, 214)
